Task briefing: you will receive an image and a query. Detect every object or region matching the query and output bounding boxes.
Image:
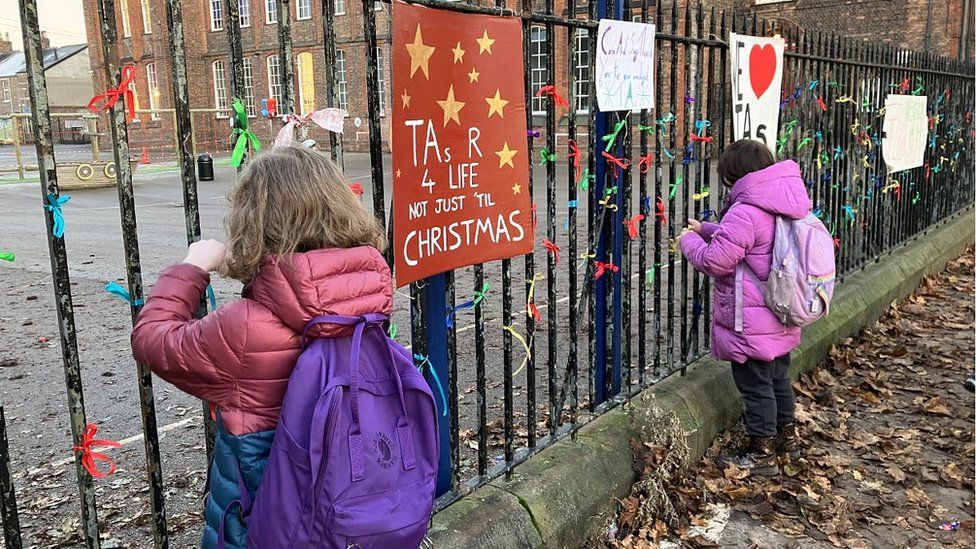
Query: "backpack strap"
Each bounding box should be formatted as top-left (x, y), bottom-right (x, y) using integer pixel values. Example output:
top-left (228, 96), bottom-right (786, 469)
top-left (302, 314), bottom-right (418, 482)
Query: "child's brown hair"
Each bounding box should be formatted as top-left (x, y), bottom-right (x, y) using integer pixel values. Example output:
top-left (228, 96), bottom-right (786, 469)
top-left (717, 139), bottom-right (776, 187)
top-left (220, 146), bottom-right (387, 283)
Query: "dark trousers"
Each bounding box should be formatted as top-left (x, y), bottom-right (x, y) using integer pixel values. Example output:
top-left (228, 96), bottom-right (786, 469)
top-left (730, 354), bottom-right (795, 437)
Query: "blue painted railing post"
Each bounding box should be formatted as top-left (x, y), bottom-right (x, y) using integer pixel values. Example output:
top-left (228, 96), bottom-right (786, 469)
top-left (609, 0), bottom-right (625, 399)
top-left (593, 0), bottom-right (610, 406)
top-left (423, 273), bottom-right (452, 496)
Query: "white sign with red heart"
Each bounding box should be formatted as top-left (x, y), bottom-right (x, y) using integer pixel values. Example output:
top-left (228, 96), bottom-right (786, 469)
top-left (730, 33), bottom-right (785, 154)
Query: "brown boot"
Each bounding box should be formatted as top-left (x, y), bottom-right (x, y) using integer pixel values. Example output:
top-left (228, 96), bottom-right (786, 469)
top-left (776, 423), bottom-right (800, 459)
top-left (717, 436), bottom-right (780, 476)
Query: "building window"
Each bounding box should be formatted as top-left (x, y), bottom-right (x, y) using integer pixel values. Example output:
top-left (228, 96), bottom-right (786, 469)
top-left (210, 0), bottom-right (223, 30)
top-left (242, 57), bottom-right (256, 116)
top-left (265, 0), bottom-right (277, 23)
top-left (296, 0), bottom-right (311, 20)
top-left (146, 63), bottom-right (160, 120)
top-left (297, 52), bottom-right (315, 113)
top-left (141, 0), bottom-right (152, 33)
top-left (1, 80), bottom-right (10, 103)
top-left (574, 29), bottom-right (590, 114)
top-left (376, 47), bottom-right (386, 117)
top-left (239, 0), bottom-right (251, 27)
top-left (336, 50), bottom-right (348, 111)
top-left (120, 0), bottom-right (132, 37)
top-left (529, 25), bottom-right (548, 115)
top-left (267, 55), bottom-right (282, 105)
top-left (334, 0), bottom-right (345, 15)
top-left (213, 60), bottom-right (228, 116)
top-left (373, 1), bottom-right (382, 10)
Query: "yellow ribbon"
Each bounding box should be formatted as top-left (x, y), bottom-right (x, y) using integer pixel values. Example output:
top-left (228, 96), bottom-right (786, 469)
top-left (504, 325), bottom-right (532, 377)
top-left (526, 274), bottom-right (545, 319)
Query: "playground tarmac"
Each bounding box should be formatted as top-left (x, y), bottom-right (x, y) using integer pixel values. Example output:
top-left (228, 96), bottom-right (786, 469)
top-left (0, 145), bottom-right (713, 546)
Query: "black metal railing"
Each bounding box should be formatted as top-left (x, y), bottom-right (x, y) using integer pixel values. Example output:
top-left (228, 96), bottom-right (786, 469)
top-left (9, 0), bottom-right (975, 546)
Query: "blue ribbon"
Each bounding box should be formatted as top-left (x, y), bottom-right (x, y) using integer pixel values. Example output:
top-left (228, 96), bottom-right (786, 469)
top-left (105, 281), bottom-right (144, 307)
top-left (446, 299), bottom-right (476, 328)
top-left (833, 146), bottom-right (844, 160)
top-left (699, 209), bottom-right (717, 221)
top-left (206, 285), bottom-right (217, 311)
top-left (414, 354), bottom-right (448, 417)
top-left (45, 194), bottom-right (70, 239)
top-left (568, 200), bottom-right (578, 208)
top-left (641, 196), bottom-right (652, 215)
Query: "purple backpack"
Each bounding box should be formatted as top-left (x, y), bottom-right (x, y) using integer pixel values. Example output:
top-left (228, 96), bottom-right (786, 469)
top-left (247, 313), bottom-right (439, 548)
top-left (745, 213), bottom-right (835, 328)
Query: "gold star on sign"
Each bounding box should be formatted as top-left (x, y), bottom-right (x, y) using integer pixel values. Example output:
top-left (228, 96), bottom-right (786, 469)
top-left (495, 142), bottom-right (518, 168)
top-left (467, 68), bottom-right (480, 83)
top-left (485, 89), bottom-right (509, 119)
top-left (406, 24), bottom-right (435, 79)
top-left (452, 42), bottom-right (466, 64)
top-left (476, 30), bottom-right (495, 54)
top-left (396, 169), bottom-right (402, 178)
top-left (436, 85), bottom-right (465, 127)
top-left (400, 90), bottom-right (411, 109)
top-left (511, 182), bottom-right (522, 195)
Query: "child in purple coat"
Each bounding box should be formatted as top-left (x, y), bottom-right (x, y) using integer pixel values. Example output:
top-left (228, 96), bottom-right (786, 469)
top-left (679, 139), bottom-right (812, 475)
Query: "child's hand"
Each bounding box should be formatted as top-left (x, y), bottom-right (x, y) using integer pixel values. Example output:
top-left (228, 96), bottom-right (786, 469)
top-left (678, 228), bottom-right (694, 242)
top-left (183, 239), bottom-right (226, 272)
top-left (687, 219), bottom-right (703, 233)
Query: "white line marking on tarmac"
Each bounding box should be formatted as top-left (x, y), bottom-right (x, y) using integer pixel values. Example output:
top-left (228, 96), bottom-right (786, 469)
top-left (52, 414), bottom-right (201, 467)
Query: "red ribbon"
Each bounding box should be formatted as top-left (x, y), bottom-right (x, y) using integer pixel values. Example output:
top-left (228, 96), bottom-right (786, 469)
top-left (531, 203), bottom-right (538, 230)
top-left (87, 65), bottom-right (137, 122)
top-left (966, 111), bottom-right (972, 124)
top-left (567, 139), bottom-right (581, 183)
top-left (72, 424), bottom-right (121, 479)
top-left (816, 95), bottom-right (827, 113)
top-left (925, 162), bottom-right (931, 181)
top-left (601, 150), bottom-right (630, 177)
top-left (542, 238), bottom-right (561, 266)
top-left (535, 85), bottom-right (569, 108)
top-left (655, 197), bottom-right (667, 225)
top-left (689, 134), bottom-right (713, 143)
top-left (624, 214), bottom-right (645, 240)
top-left (528, 302), bottom-right (542, 323)
top-left (898, 77), bottom-right (910, 93)
top-left (349, 183), bottom-right (364, 197)
top-left (637, 152), bottom-right (654, 174)
top-left (594, 260), bottom-right (619, 280)
top-left (833, 237), bottom-right (840, 250)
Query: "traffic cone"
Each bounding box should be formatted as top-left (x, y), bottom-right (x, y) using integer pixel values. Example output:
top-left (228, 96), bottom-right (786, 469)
top-left (141, 146), bottom-right (151, 165)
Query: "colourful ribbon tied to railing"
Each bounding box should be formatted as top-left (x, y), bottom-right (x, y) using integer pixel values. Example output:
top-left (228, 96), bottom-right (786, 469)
top-left (898, 77), bottom-right (910, 93)
top-left (527, 129), bottom-right (541, 138)
top-left (538, 148), bottom-right (557, 165)
top-left (273, 108), bottom-right (346, 148)
top-left (797, 137), bottom-right (813, 151)
top-left (623, 214), bottom-right (644, 240)
top-left (602, 119), bottom-right (627, 152)
top-left (542, 238), bottom-right (561, 266)
top-left (593, 260), bottom-right (618, 280)
top-left (834, 95), bottom-right (855, 105)
top-left (689, 134), bottom-right (713, 144)
top-left (534, 85), bottom-right (569, 108)
top-left (668, 175), bottom-right (683, 200)
top-left (699, 209), bottom-right (717, 221)
top-left (692, 188), bottom-right (710, 201)
top-left (231, 98), bottom-right (261, 168)
top-left (0, 252), bottom-right (14, 262)
top-left (349, 183), bottom-right (364, 197)
top-left (526, 274), bottom-right (545, 322)
top-left (72, 423), bottom-right (120, 479)
top-left (637, 124), bottom-right (655, 134)
top-left (414, 354), bottom-right (447, 416)
top-left (567, 139), bottom-right (581, 183)
top-left (656, 112), bottom-right (675, 136)
top-left (694, 119), bottom-right (711, 136)
top-left (816, 95), bottom-right (827, 113)
top-left (45, 193), bottom-right (70, 239)
top-left (655, 197), bottom-right (667, 225)
top-left (637, 152), bottom-right (654, 174)
top-left (503, 325), bottom-right (532, 376)
top-left (207, 285), bottom-right (217, 311)
top-left (602, 151), bottom-right (630, 177)
top-left (105, 281), bottom-right (144, 307)
top-left (87, 65), bottom-right (137, 122)
top-left (580, 168), bottom-right (593, 191)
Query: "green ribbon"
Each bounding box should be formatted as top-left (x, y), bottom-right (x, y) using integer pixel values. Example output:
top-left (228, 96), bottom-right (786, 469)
top-left (538, 148), bottom-right (557, 165)
top-left (797, 137), bottom-right (813, 151)
top-left (230, 98), bottom-right (260, 168)
top-left (0, 252), bottom-right (13, 262)
top-left (388, 322), bottom-right (398, 339)
top-left (669, 175), bottom-right (682, 200)
top-left (603, 185), bottom-right (618, 198)
top-left (656, 112), bottom-right (675, 136)
top-left (637, 124), bottom-right (655, 134)
top-left (602, 119), bottom-right (627, 152)
top-left (784, 119), bottom-right (798, 134)
top-left (776, 135), bottom-right (789, 157)
top-left (473, 283), bottom-right (490, 305)
top-left (580, 168), bottom-right (593, 191)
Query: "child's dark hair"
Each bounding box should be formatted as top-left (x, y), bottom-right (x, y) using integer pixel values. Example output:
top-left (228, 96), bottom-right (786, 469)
top-left (717, 139), bottom-right (776, 187)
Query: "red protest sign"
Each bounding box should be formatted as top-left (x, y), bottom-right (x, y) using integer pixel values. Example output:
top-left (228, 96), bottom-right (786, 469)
top-left (392, 1), bottom-right (533, 287)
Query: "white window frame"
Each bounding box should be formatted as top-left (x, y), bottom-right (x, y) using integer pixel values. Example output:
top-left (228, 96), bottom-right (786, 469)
top-left (376, 47), bottom-right (386, 117)
top-left (265, 0), bottom-right (277, 23)
top-left (210, 0), bottom-right (224, 30)
top-left (574, 29), bottom-right (590, 115)
top-left (373, 1), bottom-right (382, 10)
top-left (267, 55), bottom-right (282, 105)
top-left (239, 0), bottom-right (251, 27)
top-left (529, 25), bottom-right (548, 115)
top-left (296, 0), bottom-right (312, 20)
top-left (0, 80), bottom-right (10, 103)
top-left (336, 50), bottom-right (348, 112)
top-left (334, 0), bottom-right (346, 15)
top-left (141, 0), bottom-right (152, 33)
top-left (242, 57), bottom-right (256, 117)
top-left (120, 0), bottom-right (132, 37)
top-left (213, 60), bottom-right (228, 117)
top-left (146, 62), bottom-right (160, 120)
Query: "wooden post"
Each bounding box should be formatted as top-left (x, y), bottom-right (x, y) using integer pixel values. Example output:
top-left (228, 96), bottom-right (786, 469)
top-left (11, 117), bottom-right (23, 179)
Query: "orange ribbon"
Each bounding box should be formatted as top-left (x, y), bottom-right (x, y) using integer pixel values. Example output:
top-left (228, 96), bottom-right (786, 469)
top-left (602, 151), bottom-right (630, 177)
top-left (534, 85), bottom-right (569, 108)
top-left (594, 260), bottom-right (619, 280)
top-left (542, 238), bottom-right (561, 266)
top-left (72, 424), bottom-right (121, 479)
top-left (816, 95), bottom-right (827, 113)
top-left (637, 152), bottom-right (654, 174)
top-left (567, 139), bottom-right (581, 183)
top-left (655, 197), bottom-right (667, 225)
top-left (624, 214), bottom-right (645, 240)
top-left (87, 65), bottom-right (137, 122)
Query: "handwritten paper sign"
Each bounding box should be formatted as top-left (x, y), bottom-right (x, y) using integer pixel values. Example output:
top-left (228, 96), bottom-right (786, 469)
top-left (730, 32), bottom-right (785, 152)
top-left (392, 1), bottom-right (533, 286)
top-left (596, 19), bottom-right (656, 112)
top-left (881, 94), bottom-right (928, 173)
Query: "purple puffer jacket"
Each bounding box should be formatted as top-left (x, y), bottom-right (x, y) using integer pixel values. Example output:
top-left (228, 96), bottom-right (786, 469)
top-left (680, 160), bottom-right (812, 363)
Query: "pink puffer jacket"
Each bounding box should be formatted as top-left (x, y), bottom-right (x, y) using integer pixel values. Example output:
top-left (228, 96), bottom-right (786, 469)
top-left (131, 246), bottom-right (393, 435)
top-left (680, 160), bottom-right (811, 363)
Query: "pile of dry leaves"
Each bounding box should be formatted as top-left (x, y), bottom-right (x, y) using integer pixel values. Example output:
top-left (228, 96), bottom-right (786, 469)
top-left (601, 249), bottom-right (975, 548)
